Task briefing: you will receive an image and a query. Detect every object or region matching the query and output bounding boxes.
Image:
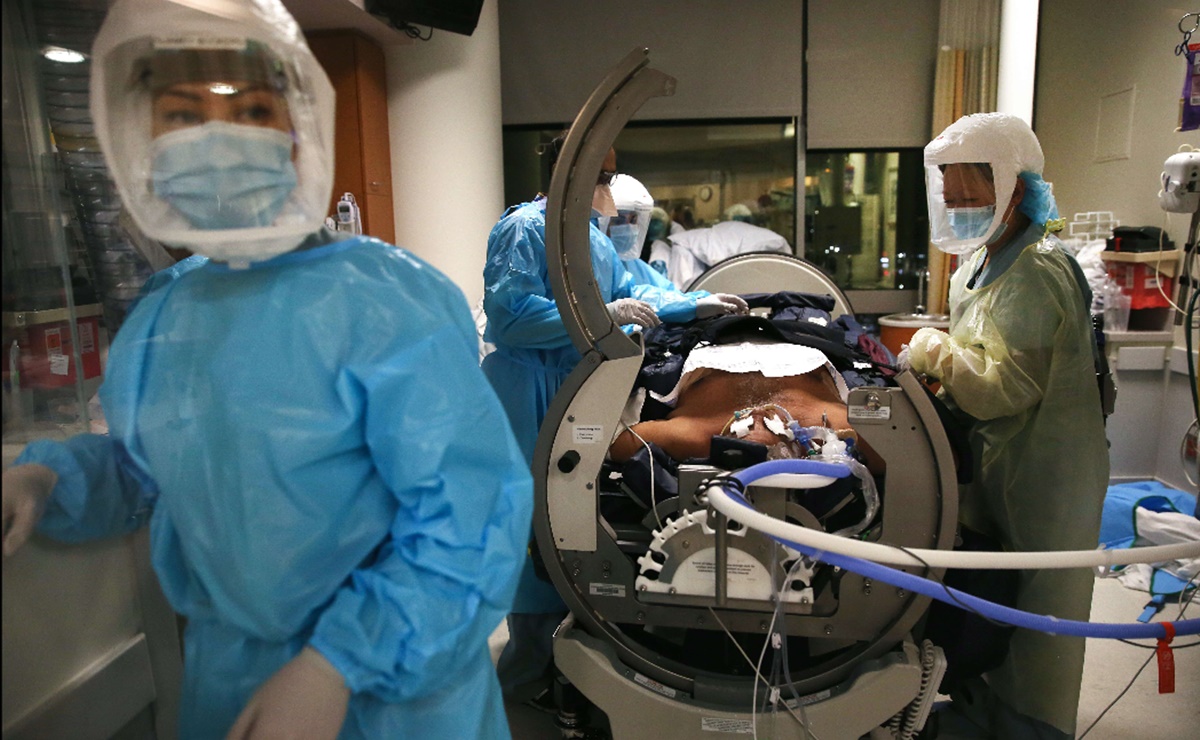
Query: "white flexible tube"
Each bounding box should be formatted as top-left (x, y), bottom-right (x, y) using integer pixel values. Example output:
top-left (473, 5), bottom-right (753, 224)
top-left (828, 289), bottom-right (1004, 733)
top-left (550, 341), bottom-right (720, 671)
top-left (706, 483), bottom-right (1200, 570)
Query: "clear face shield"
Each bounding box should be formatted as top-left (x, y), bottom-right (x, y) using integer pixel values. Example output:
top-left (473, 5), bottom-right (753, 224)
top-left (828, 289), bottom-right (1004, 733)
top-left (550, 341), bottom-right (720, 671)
top-left (925, 161), bottom-right (1014, 254)
top-left (607, 203), bottom-right (652, 260)
top-left (96, 36), bottom-right (333, 263)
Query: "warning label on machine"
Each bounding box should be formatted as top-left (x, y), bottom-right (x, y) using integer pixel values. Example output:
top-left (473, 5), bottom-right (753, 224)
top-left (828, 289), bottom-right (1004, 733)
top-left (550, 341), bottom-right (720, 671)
top-left (848, 404), bottom-right (891, 421)
top-left (572, 425), bottom-right (604, 443)
top-left (589, 583), bottom-right (626, 598)
top-left (633, 672), bottom-right (677, 699)
top-left (700, 717), bottom-right (753, 733)
top-left (691, 560), bottom-right (754, 577)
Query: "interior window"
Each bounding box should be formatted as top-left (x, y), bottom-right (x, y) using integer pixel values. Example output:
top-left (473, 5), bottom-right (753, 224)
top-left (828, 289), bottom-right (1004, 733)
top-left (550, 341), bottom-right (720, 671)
top-left (503, 119), bottom-right (798, 250)
top-left (501, 125), bottom-right (930, 295)
top-left (805, 150), bottom-right (929, 291)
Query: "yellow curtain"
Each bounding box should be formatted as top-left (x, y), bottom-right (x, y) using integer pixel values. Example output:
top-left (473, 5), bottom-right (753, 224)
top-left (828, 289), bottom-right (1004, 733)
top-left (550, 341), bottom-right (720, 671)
top-left (927, 0), bottom-right (1000, 314)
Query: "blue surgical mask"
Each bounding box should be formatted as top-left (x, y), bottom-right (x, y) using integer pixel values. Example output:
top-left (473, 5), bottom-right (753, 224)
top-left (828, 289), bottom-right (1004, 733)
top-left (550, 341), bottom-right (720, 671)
top-left (609, 223), bottom-right (640, 259)
top-left (946, 205), bottom-right (996, 240)
top-left (151, 121), bottom-right (297, 230)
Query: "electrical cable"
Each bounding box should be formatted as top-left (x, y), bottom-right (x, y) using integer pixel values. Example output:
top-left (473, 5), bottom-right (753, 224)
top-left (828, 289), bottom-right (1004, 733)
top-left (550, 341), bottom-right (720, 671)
top-left (774, 557), bottom-right (821, 740)
top-left (752, 602), bottom-right (780, 740)
top-left (1153, 211), bottom-right (1184, 313)
top-left (885, 542), bottom-right (1012, 630)
top-left (1077, 571), bottom-right (1197, 738)
top-left (1172, 573), bottom-right (1197, 621)
top-left (1183, 207), bottom-right (1200, 331)
top-left (1116, 572), bottom-right (1199, 650)
top-left (1075, 652), bottom-right (1156, 740)
top-left (1187, 287), bottom-right (1199, 421)
top-left (1181, 420), bottom-right (1199, 489)
top-left (1118, 639), bottom-right (1200, 649)
top-left (706, 607), bottom-right (788, 710)
top-left (622, 422), bottom-right (663, 532)
top-left (396, 22), bottom-right (432, 41)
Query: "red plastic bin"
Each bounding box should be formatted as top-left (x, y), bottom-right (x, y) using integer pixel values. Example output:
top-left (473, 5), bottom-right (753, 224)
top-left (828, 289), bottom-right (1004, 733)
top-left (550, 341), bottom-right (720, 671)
top-left (1105, 262), bottom-right (1174, 310)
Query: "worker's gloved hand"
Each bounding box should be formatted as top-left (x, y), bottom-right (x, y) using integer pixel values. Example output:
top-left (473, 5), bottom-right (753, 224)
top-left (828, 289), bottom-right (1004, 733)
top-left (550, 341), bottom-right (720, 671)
top-left (2, 464), bottom-right (57, 557)
top-left (226, 647), bottom-right (349, 740)
top-left (907, 327), bottom-right (952, 378)
top-left (696, 293), bottom-right (750, 318)
top-left (607, 298), bottom-right (661, 328)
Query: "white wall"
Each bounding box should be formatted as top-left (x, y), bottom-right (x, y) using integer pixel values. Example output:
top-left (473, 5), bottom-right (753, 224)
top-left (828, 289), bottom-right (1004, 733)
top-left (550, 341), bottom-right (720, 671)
top-left (1155, 349), bottom-right (1198, 491)
top-left (1037, 0), bottom-right (1199, 486)
top-left (496, 0), bottom-right (941, 149)
top-left (1035, 0), bottom-right (1196, 252)
top-left (1107, 358), bottom-right (1169, 481)
top-left (1107, 348), bottom-right (1196, 490)
top-left (496, 0), bottom-right (805, 125)
top-left (807, 0), bottom-right (939, 148)
top-left (384, 0), bottom-right (505, 305)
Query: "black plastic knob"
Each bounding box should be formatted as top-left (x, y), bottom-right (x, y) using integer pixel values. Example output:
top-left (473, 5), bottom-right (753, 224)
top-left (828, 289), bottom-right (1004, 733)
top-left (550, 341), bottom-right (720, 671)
top-left (557, 450), bottom-right (581, 473)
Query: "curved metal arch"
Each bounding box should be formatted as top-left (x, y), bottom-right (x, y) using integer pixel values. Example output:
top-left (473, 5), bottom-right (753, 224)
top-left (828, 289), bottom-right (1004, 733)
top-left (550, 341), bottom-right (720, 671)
top-left (687, 252), bottom-right (855, 318)
top-left (532, 49), bottom-right (958, 708)
top-left (544, 47), bottom-right (676, 361)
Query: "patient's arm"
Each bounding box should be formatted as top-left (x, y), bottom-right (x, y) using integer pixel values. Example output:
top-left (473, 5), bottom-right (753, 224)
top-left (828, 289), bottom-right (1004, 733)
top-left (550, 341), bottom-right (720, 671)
top-left (610, 418), bottom-right (716, 462)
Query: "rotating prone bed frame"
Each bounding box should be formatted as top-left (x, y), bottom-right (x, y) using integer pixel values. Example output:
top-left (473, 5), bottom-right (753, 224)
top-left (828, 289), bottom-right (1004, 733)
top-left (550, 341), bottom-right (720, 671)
top-left (534, 48), bottom-right (960, 739)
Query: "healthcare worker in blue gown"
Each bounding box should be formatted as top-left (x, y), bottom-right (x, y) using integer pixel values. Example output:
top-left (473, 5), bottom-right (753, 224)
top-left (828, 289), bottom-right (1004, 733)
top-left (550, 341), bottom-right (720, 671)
top-left (607, 172), bottom-right (750, 317)
top-left (482, 144), bottom-right (747, 706)
top-left (0, 1), bottom-right (532, 738)
top-left (606, 173), bottom-right (749, 316)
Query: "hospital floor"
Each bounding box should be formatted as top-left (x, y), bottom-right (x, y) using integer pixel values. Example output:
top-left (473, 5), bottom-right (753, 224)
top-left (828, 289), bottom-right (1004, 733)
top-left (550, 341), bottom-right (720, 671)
top-left (489, 577), bottom-right (1199, 739)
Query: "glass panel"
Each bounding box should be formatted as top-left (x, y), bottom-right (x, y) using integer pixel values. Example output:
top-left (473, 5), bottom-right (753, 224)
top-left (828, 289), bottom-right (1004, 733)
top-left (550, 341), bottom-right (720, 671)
top-left (502, 127), bottom-right (932, 298)
top-left (502, 119), bottom-right (798, 254)
top-left (616, 121), bottom-right (797, 250)
top-left (3, 0), bottom-right (115, 444)
top-left (804, 149), bottom-right (929, 291)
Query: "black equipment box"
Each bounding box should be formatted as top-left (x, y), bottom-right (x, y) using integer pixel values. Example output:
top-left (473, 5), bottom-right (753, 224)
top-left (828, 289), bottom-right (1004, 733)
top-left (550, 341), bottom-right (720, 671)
top-left (1105, 226), bottom-right (1175, 252)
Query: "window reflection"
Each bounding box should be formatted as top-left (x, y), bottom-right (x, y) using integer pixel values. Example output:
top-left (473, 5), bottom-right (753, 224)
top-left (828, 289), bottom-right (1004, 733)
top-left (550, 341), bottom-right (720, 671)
top-left (615, 121), bottom-right (797, 250)
top-left (502, 119), bottom-right (798, 253)
top-left (805, 150), bottom-right (929, 291)
top-left (501, 126), bottom-right (930, 295)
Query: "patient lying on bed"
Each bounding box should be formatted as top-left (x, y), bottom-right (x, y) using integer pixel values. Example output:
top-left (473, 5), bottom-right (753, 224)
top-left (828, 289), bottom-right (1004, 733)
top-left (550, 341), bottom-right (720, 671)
top-left (609, 341), bottom-right (884, 473)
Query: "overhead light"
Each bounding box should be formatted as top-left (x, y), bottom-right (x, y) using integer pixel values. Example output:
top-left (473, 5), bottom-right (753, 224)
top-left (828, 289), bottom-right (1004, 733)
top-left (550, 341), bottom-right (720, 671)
top-left (42, 46), bottom-right (85, 63)
top-left (209, 83), bottom-right (238, 95)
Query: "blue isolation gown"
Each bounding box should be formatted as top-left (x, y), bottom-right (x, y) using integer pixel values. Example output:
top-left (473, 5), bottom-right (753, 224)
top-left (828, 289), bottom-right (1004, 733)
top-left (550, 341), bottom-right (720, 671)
top-left (623, 255), bottom-right (711, 311)
top-left (624, 254), bottom-right (705, 305)
top-left (17, 236), bottom-right (532, 739)
top-left (484, 197), bottom-right (661, 614)
top-left (482, 198), bottom-right (704, 464)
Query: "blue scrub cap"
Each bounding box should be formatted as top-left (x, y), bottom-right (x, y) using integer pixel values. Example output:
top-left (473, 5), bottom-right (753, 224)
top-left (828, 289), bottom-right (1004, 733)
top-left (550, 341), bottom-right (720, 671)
top-left (1016, 171), bottom-right (1060, 226)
